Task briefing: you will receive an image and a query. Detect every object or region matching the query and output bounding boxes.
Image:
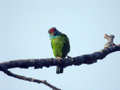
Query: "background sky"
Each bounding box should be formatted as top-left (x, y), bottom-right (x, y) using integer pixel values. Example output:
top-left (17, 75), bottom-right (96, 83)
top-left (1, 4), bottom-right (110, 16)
top-left (0, 0), bottom-right (120, 90)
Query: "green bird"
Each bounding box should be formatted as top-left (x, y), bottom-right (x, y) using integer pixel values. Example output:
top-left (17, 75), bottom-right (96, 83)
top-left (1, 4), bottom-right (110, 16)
top-left (48, 27), bottom-right (70, 74)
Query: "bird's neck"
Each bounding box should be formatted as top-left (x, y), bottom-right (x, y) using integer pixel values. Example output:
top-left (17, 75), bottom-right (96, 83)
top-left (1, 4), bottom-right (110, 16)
top-left (49, 34), bottom-right (61, 39)
top-left (49, 31), bottom-right (62, 39)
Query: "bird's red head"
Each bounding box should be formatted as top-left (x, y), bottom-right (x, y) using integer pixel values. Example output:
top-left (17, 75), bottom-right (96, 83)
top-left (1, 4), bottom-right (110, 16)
top-left (48, 27), bottom-right (61, 36)
top-left (48, 27), bottom-right (56, 34)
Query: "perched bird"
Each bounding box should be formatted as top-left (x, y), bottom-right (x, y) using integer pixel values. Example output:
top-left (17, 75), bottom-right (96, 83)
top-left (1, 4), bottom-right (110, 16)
top-left (48, 27), bottom-right (70, 74)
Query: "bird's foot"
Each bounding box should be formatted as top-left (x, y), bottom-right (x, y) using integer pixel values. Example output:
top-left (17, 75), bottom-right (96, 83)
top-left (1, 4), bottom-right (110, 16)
top-left (56, 57), bottom-right (62, 61)
top-left (56, 57), bottom-right (64, 65)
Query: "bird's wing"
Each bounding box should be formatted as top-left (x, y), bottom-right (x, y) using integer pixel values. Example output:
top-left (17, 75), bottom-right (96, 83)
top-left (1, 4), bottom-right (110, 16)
top-left (61, 34), bottom-right (70, 57)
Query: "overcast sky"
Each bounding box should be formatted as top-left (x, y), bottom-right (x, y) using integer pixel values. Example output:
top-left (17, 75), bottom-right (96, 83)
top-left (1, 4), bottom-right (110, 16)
top-left (0, 0), bottom-right (120, 90)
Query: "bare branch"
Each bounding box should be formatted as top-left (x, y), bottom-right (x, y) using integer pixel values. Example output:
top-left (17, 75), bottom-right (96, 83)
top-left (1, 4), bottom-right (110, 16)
top-left (0, 34), bottom-right (120, 90)
top-left (0, 45), bottom-right (119, 71)
top-left (0, 68), bottom-right (61, 90)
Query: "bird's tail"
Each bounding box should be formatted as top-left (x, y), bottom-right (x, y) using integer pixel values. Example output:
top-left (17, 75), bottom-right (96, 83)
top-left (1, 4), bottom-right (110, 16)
top-left (56, 66), bottom-right (63, 74)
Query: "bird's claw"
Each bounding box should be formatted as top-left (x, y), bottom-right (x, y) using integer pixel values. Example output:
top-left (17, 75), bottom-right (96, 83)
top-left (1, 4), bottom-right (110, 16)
top-left (56, 57), bottom-right (62, 61)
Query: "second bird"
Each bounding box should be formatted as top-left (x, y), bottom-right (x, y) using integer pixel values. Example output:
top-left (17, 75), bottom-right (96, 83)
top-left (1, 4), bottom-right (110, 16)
top-left (48, 27), bottom-right (70, 74)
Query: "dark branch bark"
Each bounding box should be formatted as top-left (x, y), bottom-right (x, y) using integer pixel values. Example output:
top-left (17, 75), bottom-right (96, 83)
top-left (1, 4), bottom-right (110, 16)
top-left (0, 45), bottom-right (120, 71)
top-left (0, 45), bottom-right (119, 90)
top-left (0, 68), bottom-right (61, 90)
top-left (0, 34), bottom-right (120, 90)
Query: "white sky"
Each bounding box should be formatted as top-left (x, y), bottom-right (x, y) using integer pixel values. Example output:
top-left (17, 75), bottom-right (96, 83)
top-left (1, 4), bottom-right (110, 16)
top-left (0, 0), bottom-right (120, 90)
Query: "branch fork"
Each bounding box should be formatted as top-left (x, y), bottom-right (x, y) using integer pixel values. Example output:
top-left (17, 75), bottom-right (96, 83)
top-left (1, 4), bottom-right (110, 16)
top-left (0, 34), bottom-right (120, 90)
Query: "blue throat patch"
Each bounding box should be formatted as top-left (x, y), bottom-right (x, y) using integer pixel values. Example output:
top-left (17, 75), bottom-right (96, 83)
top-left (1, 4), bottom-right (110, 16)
top-left (49, 35), bottom-right (60, 39)
top-left (49, 30), bottom-right (61, 39)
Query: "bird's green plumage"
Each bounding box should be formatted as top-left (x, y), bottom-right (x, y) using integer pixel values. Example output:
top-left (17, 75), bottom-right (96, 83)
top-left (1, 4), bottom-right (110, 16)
top-left (51, 34), bottom-right (70, 58)
top-left (49, 28), bottom-right (70, 74)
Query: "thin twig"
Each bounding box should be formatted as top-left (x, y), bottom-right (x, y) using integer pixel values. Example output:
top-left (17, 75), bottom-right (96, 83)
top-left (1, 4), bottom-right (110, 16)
top-left (0, 68), bottom-right (61, 90)
top-left (0, 34), bottom-right (120, 90)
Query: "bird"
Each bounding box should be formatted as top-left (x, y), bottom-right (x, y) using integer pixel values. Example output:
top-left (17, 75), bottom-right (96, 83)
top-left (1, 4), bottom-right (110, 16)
top-left (48, 27), bottom-right (70, 74)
